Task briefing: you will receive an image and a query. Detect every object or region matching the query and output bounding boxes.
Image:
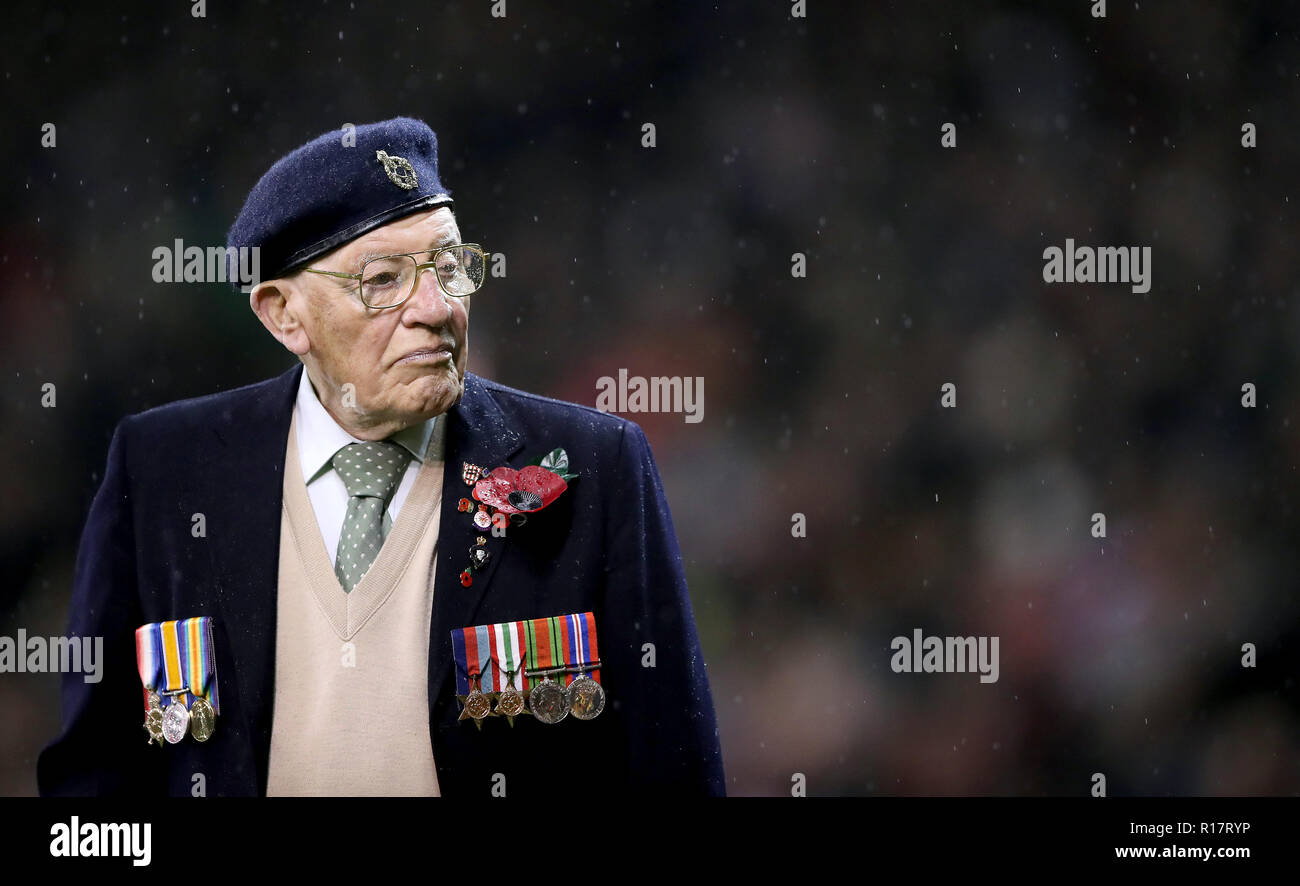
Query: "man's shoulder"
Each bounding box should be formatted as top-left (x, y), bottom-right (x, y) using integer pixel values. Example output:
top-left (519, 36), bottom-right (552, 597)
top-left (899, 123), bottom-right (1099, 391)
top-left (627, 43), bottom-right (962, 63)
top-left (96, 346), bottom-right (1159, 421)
top-left (471, 374), bottom-right (625, 426)
top-left (467, 373), bottom-right (644, 456)
top-left (119, 365), bottom-right (298, 441)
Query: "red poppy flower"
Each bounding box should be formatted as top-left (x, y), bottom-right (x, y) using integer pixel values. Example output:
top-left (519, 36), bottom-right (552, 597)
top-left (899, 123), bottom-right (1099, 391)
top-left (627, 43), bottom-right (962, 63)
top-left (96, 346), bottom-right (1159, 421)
top-left (472, 465), bottom-right (569, 515)
top-left (460, 570), bottom-right (474, 587)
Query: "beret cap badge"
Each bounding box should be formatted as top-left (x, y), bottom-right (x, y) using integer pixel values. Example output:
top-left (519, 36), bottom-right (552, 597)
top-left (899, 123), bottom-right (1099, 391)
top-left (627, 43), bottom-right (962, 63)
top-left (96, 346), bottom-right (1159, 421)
top-left (376, 149), bottom-right (418, 189)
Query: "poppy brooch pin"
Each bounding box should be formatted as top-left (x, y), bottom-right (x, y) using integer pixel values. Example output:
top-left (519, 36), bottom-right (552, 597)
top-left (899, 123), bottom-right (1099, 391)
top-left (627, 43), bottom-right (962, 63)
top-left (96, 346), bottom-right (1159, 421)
top-left (456, 447), bottom-right (579, 587)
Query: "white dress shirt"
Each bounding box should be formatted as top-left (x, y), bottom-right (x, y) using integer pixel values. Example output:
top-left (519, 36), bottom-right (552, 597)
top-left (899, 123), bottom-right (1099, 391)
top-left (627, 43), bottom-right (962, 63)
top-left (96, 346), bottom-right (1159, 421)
top-left (293, 367), bottom-right (437, 565)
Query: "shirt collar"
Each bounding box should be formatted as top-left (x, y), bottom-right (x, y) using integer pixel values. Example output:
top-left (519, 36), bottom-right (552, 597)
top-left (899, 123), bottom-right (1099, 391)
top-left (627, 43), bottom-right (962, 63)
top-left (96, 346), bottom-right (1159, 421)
top-left (295, 366), bottom-right (437, 485)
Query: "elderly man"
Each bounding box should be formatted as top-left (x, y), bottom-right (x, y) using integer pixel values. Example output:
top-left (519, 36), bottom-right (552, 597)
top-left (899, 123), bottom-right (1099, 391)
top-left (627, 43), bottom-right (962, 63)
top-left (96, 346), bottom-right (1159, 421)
top-left (37, 118), bottom-right (725, 796)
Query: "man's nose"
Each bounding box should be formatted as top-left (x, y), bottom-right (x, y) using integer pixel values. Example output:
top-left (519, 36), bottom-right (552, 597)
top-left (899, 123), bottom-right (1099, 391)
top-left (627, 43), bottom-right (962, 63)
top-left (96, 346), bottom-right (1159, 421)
top-left (401, 266), bottom-right (455, 325)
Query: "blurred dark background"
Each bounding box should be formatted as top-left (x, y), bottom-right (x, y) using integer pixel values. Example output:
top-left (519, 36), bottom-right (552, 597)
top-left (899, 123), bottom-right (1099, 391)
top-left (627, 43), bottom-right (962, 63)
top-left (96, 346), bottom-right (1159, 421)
top-left (2, 0), bottom-right (1298, 795)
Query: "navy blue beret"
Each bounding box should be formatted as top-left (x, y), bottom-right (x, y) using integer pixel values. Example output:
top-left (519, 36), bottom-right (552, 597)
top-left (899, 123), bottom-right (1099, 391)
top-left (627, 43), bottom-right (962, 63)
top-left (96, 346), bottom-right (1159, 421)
top-left (227, 117), bottom-right (454, 282)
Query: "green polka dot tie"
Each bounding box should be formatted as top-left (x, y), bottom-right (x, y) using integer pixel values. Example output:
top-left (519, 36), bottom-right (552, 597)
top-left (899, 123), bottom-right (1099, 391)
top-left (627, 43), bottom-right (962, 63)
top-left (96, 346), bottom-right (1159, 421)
top-left (331, 440), bottom-right (412, 593)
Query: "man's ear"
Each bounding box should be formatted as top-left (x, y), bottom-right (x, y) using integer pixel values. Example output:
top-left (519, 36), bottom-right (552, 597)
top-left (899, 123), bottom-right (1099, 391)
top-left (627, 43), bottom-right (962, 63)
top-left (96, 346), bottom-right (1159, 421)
top-left (250, 279), bottom-right (310, 356)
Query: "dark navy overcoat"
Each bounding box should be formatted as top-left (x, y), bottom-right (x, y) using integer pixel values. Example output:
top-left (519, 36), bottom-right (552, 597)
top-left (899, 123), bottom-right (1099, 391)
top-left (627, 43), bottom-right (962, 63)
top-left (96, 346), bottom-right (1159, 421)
top-left (38, 364), bottom-right (725, 797)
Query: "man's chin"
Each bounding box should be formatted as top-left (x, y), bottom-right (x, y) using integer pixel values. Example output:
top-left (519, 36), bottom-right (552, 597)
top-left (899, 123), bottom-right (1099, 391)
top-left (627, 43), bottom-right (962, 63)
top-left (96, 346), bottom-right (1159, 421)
top-left (403, 371), bottom-right (463, 418)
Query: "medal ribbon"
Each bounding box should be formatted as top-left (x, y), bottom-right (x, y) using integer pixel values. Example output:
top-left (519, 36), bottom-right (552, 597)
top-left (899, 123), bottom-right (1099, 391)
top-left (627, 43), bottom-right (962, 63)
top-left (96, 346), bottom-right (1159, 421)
top-left (158, 619), bottom-right (190, 708)
top-left (184, 617), bottom-right (220, 714)
top-left (565, 612), bottom-right (601, 686)
top-left (584, 611), bottom-right (601, 685)
top-left (524, 616), bottom-right (566, 691)
top-left (474, 623), bottom-right (495, 693)
top-left (134, 622), bottom-right (162, 712)
top-left (451, 626), bottom-right (492, 695)
top-left (492, 620), bottom-right (526, 691)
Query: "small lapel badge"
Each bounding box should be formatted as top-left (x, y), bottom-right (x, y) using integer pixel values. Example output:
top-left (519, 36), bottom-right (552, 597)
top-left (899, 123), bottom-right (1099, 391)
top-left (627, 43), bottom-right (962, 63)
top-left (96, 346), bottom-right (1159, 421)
top-left (135, 617), bottom-right (221, 746)
top-left (375, 149), bottom-right (418, 190)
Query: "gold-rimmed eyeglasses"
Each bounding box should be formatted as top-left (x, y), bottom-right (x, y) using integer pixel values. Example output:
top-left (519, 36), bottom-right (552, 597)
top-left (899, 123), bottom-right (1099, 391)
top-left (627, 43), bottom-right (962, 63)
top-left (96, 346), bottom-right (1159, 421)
top-left (302, 244), bottom-right (490, 309)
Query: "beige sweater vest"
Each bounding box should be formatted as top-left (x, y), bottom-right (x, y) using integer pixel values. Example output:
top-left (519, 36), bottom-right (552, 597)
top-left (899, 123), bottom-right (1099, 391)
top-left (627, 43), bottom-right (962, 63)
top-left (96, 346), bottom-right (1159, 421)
top-left (265, 410), bottom-right (445, 796)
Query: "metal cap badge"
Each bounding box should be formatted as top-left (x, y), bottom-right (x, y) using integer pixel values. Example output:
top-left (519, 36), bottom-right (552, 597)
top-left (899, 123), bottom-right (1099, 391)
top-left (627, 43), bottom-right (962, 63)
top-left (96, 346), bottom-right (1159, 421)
top-left (376, 149), bottom-right (418, 189)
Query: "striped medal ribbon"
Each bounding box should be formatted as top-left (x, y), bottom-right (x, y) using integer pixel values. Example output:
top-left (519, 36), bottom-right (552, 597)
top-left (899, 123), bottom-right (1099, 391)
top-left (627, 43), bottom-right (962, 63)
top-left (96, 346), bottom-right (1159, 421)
top-left (134, 623), bottom-right (165, 746)
top-left (184, 617), bottom-right (219, 742)
top-left (490, 620), bottom-right (528, 725)
top-left (158, 620), bottom-right (191, 744)
top-left (523, 615), bottom-right (571, 724)
top-left (451, 626), bottom-right (493, 728)
top-left (563, 612), bottom-right (605, 720)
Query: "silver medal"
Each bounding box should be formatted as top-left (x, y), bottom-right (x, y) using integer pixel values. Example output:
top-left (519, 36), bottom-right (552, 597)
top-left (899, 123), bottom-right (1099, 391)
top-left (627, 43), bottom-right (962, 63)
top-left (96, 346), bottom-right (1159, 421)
top-left (162, 699), bottom-right (190, 744)
top-left (528, 677), bottom-right (570, 725)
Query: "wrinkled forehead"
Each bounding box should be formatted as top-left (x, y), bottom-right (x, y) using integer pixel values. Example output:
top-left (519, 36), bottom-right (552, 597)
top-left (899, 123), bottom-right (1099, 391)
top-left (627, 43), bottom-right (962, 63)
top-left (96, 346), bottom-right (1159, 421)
top-left (325, 207), bottom-right (462, 272)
